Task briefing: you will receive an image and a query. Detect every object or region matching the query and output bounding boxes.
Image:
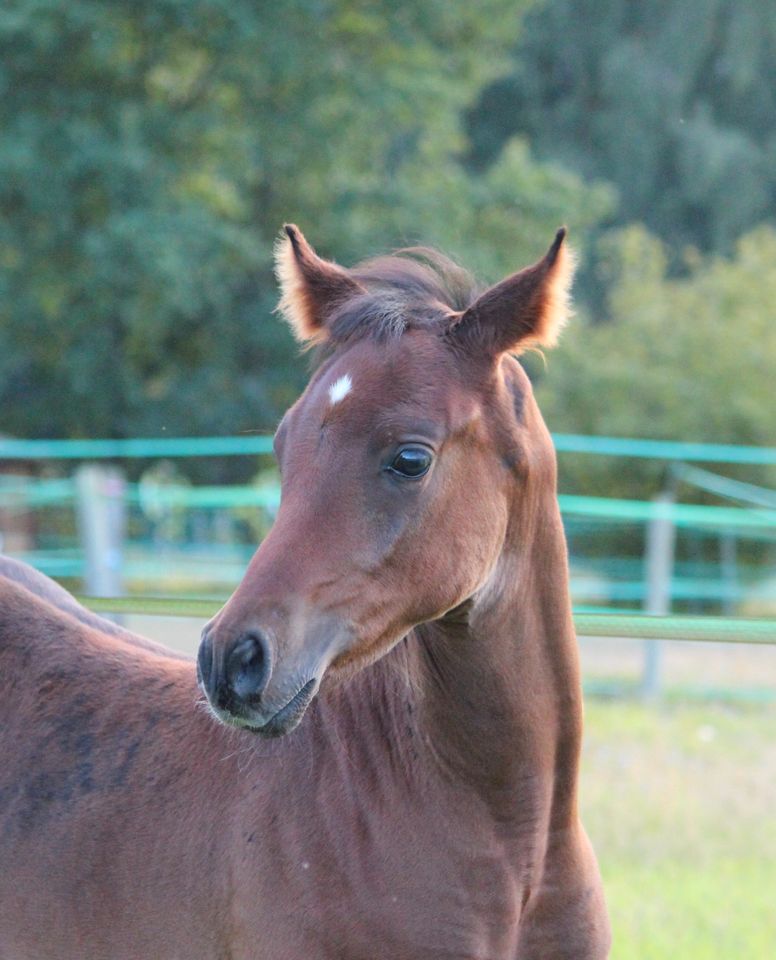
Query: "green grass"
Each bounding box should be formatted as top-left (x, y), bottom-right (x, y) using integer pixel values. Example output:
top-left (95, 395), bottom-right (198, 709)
top-left (581, 700), bottom-right (776, 958)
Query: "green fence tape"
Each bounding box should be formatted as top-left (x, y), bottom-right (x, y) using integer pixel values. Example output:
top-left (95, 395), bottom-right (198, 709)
top-left (558, 494), bottom-right (776, 530)
top-left (126, 484), bottom-right (280, 509)
top-left (573, 613), bottom-right (776, 643)
top-left (0, 435), bottom-right (274, 460)
top-left (3, 433), bottom-right (776, 464)
top-left (552, 434), bottom-right (776, 464)
top-left (76, 595), bottom-right (223, 618)
top-left (75, 596), bottom-right (776, 644)
top-left (670, 462), bottom-right (776, 509)
top-left (3, 478), bottom-right (773, 532)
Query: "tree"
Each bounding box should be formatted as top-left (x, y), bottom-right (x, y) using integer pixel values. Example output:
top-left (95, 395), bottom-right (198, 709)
top-left (536, 223), bottom-right (776, 498)
top-left (0, 0), bottom-right (610, 460)
top-left (468, 0), bottom-right (776, 260)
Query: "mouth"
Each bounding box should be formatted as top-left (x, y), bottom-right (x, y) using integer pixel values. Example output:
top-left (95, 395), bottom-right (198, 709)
top-left (253, 679), bottom-right (318, 738)
top-left (207, 679), bottom-right (318, 738)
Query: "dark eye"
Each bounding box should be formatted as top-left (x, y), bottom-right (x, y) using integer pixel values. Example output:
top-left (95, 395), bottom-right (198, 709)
top-left (388, 445), bottom-right (433, 479)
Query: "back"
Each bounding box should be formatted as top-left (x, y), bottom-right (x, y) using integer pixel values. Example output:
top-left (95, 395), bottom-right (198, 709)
top-left (0, 578), bottom-right (232, 960)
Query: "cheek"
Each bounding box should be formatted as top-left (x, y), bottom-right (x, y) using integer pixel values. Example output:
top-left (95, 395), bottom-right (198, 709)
top-left (367, 470), bottom-right (508, 622)
top-left (429, 476), bottom-right (508, 592)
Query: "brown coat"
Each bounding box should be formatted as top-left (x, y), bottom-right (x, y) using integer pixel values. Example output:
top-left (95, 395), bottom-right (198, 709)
top-left (0, 228), bottom-right (609, 959)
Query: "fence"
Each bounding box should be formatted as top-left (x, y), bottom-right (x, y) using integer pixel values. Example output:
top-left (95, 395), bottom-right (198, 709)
top-left (2, 434), bottom-right (774, 605)
top-left (1, 433), bottom-right (775, 695)
top-left (75, 594), bottom-right (776, 644)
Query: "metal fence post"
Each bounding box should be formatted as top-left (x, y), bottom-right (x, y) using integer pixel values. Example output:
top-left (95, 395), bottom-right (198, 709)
top-left (75, 465), bottom-right (126, 603)
top-left (642, 491), bottom-right (677, 698)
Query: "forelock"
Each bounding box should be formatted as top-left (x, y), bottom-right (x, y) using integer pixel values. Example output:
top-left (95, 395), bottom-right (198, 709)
top-left (323, 248), bottom-right (480, 347)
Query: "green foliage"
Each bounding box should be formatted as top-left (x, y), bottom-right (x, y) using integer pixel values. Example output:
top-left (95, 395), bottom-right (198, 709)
top-left (537, 224), bottom-right (776, 497)
top-left (0, 1), bottom-right (275, 445)
top-left (468, 0), bottom-right (776, 258)
top-left (2, 0), bottom-right (772, 503)
top-left (0, 0), bottom-right (609, 453)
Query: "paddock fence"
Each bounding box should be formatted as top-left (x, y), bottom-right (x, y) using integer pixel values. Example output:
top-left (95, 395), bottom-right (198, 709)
top-left (2, 433), bottom-right (775, 697)
top-left (76, 594), bottom-right (776, 645)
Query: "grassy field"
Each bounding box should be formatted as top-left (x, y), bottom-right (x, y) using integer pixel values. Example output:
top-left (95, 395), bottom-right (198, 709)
top-left (582, 699), bottom-right (776, 959)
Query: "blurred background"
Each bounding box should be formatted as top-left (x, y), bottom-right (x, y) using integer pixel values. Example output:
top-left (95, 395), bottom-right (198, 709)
top-left (0, 1), bottom-right (774, 956)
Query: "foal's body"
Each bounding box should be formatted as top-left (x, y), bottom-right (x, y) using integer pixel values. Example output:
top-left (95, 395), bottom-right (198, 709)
top-left (0, 569), bottom-right (605, 959)
top-left (0, 227), bottom-right (609, 957)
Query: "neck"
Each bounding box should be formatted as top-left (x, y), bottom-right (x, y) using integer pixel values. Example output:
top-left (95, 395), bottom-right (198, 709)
top-left (412, 487), bottom-right (583, 832)
top-left (317, 457), bottom-right (583, 835)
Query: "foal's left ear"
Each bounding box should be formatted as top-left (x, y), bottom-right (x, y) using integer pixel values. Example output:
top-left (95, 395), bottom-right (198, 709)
top-left (274, 224), bottom-right (365, 345)
top-left (449, 228), bottom-right (576, 356)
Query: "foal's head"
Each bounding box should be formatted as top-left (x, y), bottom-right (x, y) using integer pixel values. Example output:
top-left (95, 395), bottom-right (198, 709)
top-left (198, 225), bottom-right (574, 736)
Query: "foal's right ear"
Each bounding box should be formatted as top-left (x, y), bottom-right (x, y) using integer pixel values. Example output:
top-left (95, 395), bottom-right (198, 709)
top-left (274, 225), bottom-right (365, 346)
top-left (448, 229), bottom-right (576, 357)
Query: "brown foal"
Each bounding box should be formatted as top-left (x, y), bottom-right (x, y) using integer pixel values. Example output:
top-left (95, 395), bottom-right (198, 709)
top-left (0, 226), bottom-right (609, 959)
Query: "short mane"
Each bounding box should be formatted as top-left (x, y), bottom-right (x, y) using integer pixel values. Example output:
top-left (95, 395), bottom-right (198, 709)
top-left (325, 247), bottom-right (479, 345)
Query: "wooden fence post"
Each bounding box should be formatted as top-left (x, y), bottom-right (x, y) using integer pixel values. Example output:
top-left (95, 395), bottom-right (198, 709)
top-left (642, 491), bottom-right (676, 698)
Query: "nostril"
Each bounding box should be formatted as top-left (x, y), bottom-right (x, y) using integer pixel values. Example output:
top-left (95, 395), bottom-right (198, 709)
top-left (197, 630), bottom-right (214, 693)
top-left (226, 631), bottom-right (272, 703)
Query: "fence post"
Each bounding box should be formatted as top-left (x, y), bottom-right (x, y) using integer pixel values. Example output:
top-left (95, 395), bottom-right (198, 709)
top-left (76, 465), bottom-right (126, 604)
top-left (641, 491), bottom-right (676, 698)
top-left (720, 533), bottom-right (738, 615)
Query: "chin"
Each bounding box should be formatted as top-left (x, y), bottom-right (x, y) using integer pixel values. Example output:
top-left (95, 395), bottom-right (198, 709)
top-left (205, 678), bottom-right (319, 739)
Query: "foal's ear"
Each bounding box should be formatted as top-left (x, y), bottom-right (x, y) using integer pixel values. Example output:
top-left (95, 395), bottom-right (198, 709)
top-left (274, 224), bottom-right (365, 345)
top-left (450, 229), bottom-right (575, 356)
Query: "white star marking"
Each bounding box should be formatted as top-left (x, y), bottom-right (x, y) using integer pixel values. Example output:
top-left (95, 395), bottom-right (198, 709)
top-left (328, 373), bottom-right (352, 406)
